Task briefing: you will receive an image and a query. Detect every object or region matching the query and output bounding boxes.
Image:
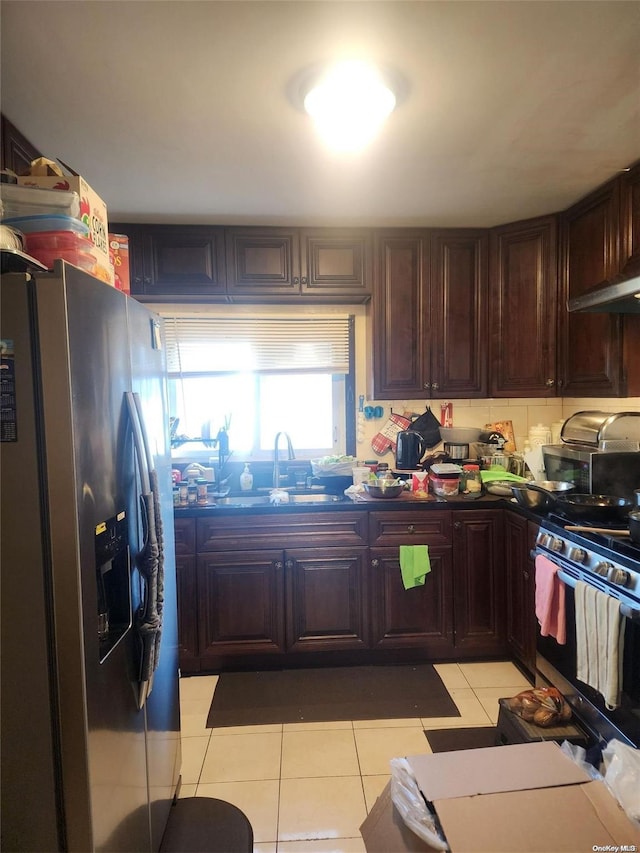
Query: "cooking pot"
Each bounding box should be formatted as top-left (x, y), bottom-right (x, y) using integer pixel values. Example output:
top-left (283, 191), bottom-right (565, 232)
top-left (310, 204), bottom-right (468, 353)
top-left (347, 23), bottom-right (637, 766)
top-left (443, 441), bottom-right (469, 460)
top-left (629, 510), bottom-right (640, 545)
top-left (528, 486), bottom-right (633, 523)
top-left (396, 430), bottom-right (428, 470)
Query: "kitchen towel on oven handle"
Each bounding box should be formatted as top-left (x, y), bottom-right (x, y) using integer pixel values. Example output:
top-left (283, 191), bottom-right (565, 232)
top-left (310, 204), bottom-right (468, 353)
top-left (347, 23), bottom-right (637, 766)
top-left (575, 580), bottom-right (625, 710)
top-left (535, 554), bottom-right (567, 644)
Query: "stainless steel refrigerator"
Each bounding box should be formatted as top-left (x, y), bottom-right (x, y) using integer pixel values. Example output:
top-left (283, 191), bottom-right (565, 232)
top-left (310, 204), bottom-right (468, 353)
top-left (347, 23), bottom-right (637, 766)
top-left (1, 261), bottom-right (181, 852)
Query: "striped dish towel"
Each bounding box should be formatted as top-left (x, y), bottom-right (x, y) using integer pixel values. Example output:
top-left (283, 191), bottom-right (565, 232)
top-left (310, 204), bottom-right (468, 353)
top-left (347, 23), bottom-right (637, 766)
top-left (574, 580), bottom-right (625, 710)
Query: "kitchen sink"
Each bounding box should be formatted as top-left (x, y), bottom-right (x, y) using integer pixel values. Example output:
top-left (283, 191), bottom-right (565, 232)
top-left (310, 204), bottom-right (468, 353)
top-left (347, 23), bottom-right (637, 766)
top-left (214, 493), bottom-right (344, 507)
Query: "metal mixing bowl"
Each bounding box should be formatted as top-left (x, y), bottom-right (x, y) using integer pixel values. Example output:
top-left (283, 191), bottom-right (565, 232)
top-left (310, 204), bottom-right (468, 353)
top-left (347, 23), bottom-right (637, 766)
top-left (363, 481), bottom-right (404, 498)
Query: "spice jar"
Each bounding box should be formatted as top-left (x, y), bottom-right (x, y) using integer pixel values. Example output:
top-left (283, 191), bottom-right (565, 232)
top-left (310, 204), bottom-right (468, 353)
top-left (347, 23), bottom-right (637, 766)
top-left (187, 484), bottom-right (198, 506)
top-left (196, 478), bottom-right (208, 505)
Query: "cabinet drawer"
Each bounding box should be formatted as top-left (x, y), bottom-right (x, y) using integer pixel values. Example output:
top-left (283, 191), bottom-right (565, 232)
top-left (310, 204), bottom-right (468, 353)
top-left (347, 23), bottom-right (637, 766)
top-left (197, 511), bottom-right (368, 551)
top-left (174, 517), bottom-right (196, 555)
top-left (368, 511), bottom-right (452, 547)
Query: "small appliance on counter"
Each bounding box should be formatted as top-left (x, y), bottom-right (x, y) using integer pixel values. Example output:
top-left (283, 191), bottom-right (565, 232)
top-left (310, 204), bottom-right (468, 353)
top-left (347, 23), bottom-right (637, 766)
top-left (395, 429), bottom-right (428, 470)
top-left (542, 411), bottom-right (640, 500)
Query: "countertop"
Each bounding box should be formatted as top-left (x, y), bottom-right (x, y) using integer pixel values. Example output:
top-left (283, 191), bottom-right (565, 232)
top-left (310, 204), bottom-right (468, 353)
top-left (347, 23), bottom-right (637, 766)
top-left (173, 491), bottom-right (545, 524)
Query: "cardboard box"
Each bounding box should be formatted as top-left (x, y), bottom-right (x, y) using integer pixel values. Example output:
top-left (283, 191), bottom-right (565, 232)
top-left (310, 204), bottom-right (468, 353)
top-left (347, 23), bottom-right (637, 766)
top-left (109, 233), bottom-right (130, 294)
top-left (360, 742), bottom-right (640, 852)
top-left (18, 170), bottom-right (112, 285)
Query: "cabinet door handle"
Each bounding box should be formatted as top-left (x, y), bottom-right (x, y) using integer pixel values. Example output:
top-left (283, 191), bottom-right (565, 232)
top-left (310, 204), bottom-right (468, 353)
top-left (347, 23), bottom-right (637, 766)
top-left (523, 570), bottom-right (530, 580)
top-left (274, 560), bottom-right (284, 570)
top-left (545, 378), bottom-right (555, 387)
top-left (423, 382), bottom-right (431, 390)
top-left (301, 276), bottom-right (308, 284)
top-left (454, 521), bottom-right (462, 530)
top-left (407, 524), bottom-right (415, 534)
top-left (371, 559), bottom-right (379, 568)
top-left (293, 276), bottom-right (300, 285)
top-left (431, 382), bottom-right (439, 391)
top-left (133, 275), bottom-right (142, 284)
top-left (143, 275), bottom-right (151, 285)
top-left (285, 559), bottom-right (294, 570)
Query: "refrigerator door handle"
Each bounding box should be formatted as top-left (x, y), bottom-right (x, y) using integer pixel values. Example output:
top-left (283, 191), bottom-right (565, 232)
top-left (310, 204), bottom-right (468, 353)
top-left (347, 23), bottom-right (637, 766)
top-left (125, 392), bottom-right (150, 495)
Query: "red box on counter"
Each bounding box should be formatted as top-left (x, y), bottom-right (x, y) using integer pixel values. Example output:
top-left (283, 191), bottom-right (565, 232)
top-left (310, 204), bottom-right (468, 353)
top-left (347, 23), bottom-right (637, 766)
top-left (109, 233), bottom-right (130, 294)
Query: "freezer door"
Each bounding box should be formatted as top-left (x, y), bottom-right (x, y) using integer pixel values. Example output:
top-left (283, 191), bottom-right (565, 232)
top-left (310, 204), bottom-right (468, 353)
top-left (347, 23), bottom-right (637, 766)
top-left (126, 297), bottom-right (181, 851)
top-left (36, 267), bottom-right (151, 852)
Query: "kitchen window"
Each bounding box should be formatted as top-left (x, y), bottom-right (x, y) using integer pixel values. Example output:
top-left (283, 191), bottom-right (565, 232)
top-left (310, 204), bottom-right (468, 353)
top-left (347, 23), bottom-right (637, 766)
top-left (163, 314), bottom-right (355, 461)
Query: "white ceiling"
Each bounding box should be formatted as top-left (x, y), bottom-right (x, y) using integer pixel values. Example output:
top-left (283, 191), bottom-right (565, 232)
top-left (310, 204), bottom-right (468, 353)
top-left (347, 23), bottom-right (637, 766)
top-left (1, 0), bottom-right (639, 228)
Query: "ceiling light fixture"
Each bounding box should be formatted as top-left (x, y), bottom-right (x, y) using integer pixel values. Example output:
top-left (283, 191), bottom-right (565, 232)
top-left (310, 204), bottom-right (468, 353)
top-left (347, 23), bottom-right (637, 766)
top-left (299, 60), bottom-right (400, 153)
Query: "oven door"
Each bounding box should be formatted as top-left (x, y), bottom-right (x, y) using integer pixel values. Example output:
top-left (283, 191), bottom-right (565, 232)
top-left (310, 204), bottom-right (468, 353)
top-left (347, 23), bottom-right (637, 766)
top-left (536, 564), bottom-right (640, 748)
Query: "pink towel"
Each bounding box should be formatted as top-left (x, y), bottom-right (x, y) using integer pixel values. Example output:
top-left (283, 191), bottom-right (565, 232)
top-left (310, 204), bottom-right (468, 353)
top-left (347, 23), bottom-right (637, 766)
top-left (535, 555), bottom-right (566, 645)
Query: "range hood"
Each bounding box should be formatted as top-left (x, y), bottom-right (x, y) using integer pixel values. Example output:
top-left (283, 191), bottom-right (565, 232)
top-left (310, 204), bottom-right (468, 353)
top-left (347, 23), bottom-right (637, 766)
top-left (568, 274), bottom-right (640, 313)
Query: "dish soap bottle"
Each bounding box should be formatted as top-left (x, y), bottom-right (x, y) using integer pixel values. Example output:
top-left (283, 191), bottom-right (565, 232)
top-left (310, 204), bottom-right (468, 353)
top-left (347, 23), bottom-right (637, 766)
top-left (240, 463), bottom-right (253, 491)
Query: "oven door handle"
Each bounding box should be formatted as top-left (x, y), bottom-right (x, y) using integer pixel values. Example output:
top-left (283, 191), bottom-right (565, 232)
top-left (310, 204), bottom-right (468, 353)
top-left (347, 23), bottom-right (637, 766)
top-left (556, 569), bottom-right (640, 622)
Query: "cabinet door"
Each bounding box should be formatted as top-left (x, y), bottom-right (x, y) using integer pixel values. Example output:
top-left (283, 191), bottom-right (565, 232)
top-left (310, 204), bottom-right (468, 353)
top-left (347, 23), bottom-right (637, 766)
top-left (490, 217), bottom-right (558, 397)
top-left (369, 546), bottom-right (454, 655)
top-left (620, 162), bottom-right (640, 280)
top-left (559, 182), bottom-right (625, 396)
top-left (300, 229), bottom-right (372, 301)
top-left (285, 547), bottom-right (369, 652)
top-left (225, 227), bottom-right (301, 297)
top-left (111, 223), bottom-right (226, 299)
top-left (430, 230), bottom-right (488, 398)
top-left (176, 555), bottom-right (199, 672)
top-left (504, 512), bottom-right (536, 674)
top-left (372, 232), bottom-right (429, 399)
top-left (452, 510), bottom-right (506, 656)
top-left (197, 550), bottom-right (284, 661)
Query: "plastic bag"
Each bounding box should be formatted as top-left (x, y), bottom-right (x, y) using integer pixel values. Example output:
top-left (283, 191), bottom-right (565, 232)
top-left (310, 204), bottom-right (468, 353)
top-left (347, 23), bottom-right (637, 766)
top-left (504, 687), bottom-right (572, 727)
top-left (389, 757), bottom-right (448, 850)
top-left (310, 456), bottom-right (356, 476)
top-left (602, 739), bottom-right (640, 823)
top-left (559, 741), bottom-right (603, 781)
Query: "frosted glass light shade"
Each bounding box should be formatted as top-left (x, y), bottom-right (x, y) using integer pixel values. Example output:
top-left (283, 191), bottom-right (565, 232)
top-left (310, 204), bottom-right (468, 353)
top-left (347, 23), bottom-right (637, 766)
top-left (303, 61), bottom-right (396, 152)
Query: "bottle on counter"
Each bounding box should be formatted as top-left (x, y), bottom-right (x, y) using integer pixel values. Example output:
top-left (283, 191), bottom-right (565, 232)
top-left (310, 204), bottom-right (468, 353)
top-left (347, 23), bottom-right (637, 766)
top-left (240, 463), bottom-right (253, 491)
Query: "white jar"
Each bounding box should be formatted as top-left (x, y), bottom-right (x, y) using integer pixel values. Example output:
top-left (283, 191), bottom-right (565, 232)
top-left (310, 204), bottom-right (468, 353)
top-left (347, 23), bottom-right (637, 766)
top-left (528, 424), bottom-right (551, 447)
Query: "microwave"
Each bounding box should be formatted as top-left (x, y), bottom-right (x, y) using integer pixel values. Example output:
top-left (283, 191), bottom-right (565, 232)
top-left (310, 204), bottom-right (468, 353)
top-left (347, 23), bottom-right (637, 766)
top-left (542, 444), bottom-right (640, 500)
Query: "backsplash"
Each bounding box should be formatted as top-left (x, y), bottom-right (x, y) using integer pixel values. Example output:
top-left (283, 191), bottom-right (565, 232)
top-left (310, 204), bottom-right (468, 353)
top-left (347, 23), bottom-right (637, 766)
top-left (354, 396), bottom-right (640, 463)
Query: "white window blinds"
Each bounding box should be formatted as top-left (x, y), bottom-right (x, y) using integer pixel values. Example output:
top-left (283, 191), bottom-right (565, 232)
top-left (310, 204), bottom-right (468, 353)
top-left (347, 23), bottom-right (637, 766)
top-left (163, 316), bottom-right (352, 375)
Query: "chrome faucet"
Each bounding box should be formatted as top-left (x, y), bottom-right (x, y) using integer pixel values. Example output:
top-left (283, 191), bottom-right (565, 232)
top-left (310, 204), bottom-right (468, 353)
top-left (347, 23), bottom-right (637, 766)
top-left (273, 431), bottom-right (295, 488)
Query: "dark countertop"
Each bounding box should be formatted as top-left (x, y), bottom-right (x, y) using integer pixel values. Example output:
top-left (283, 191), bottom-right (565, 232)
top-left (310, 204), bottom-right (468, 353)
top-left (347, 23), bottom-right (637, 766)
top-left (173, 491), bottom-right (547, 524)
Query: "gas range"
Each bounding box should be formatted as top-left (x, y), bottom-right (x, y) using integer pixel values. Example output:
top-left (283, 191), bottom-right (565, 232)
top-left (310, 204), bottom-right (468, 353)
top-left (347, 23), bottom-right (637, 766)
top-left (535, 515), bottom-right (640, 616)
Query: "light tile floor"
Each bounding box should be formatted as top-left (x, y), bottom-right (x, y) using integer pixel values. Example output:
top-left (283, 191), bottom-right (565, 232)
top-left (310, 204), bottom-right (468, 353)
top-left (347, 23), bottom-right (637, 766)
top-left (178, 661), bottom-right (530, 853)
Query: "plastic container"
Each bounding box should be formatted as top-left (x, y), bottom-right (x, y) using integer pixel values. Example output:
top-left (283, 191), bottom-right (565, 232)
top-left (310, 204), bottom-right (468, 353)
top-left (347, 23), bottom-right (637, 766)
top-left (1, 214), bottom-right (90, 235)
top-left (27, 247), bottom-right (96, 272)
top-left (431, 475), bottom-right (460, 497)
top-left (352, 467), bottom-right (371, 486)
top-left (0, 183), bottom-right (80, 218)
top-left (25, 230), bottom-right (94, 251)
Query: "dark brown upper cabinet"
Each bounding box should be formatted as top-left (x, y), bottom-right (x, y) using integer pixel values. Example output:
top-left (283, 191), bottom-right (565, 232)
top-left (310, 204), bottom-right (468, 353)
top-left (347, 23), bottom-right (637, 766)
top-left (558, 180), bottom-right (627, 396)
top-left (489, 216), bottom-right (558, 397)
top-left (619, 161), bottom-right (640, 281)
top-left (111, 223), bottom-right (226, 301)
top-left (225, 227), bottom-right (371, 303)
top-left (0, 114), bottom-right (42, 175)
top-left (372, 229), bottom-right (487, 400)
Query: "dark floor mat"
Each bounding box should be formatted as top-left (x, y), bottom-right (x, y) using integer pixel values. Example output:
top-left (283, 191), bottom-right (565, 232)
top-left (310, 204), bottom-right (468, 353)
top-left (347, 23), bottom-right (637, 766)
top-left (424, 726), bottom-right (497, 752)
top-left (206, 664), bottom-right (460, 727)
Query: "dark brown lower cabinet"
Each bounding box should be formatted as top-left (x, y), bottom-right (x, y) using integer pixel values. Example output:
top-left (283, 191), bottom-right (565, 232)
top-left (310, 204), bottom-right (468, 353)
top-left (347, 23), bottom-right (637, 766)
top-left (369, 546), bottom-right (454, 656)
top-left (197, 550), bottom-right (285, 667)
top-left (452, 510), bottom-right (506, 656)
top-left (176, 555), bottom-right (199, 672)
top-left (505, 511), bottom-right (539, 676)
top-left (285, 547), bottom-right (370, 652)
top-left (176, 505), bottom-right (515, 671)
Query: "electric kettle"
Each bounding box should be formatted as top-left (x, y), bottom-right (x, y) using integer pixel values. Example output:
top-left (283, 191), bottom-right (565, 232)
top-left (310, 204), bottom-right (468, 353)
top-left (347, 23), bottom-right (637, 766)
top-left (395, 430), bottom-right (428, 470)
